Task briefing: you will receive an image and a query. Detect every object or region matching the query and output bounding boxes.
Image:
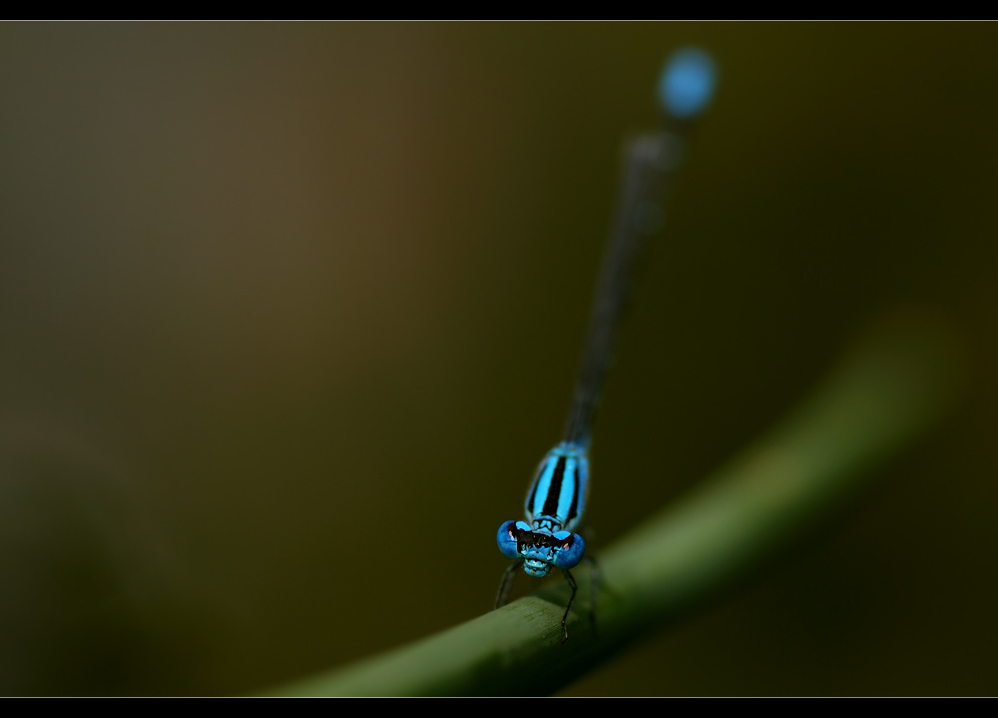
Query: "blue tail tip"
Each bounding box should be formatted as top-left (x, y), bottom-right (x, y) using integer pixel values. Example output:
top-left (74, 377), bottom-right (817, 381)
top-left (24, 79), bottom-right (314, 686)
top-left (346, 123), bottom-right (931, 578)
top-left (657, 47), bottom-right (717, 120)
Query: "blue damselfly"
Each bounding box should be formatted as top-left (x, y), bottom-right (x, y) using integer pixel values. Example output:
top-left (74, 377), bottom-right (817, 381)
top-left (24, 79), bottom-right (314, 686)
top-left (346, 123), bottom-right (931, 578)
top-left (494, 48), bottom-right (717, 642)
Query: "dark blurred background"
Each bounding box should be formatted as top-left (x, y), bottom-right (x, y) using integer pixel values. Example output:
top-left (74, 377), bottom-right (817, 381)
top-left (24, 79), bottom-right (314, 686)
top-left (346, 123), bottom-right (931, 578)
top-left (0, 23), bottom-right (995, 695)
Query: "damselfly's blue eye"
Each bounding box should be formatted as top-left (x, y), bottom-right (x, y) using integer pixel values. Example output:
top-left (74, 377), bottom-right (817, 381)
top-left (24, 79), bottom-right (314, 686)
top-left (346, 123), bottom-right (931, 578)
top-left (496, 520), bottom-right (520, 559)
top-left (551, 533), bottom-right (586, 570)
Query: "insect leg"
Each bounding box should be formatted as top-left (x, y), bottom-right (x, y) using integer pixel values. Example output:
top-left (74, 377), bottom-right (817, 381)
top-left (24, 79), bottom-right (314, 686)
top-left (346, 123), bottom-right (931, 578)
top-left (560, 568), bottom-right (579, 643)
top-left (495, 559), bottom-right (522, 610)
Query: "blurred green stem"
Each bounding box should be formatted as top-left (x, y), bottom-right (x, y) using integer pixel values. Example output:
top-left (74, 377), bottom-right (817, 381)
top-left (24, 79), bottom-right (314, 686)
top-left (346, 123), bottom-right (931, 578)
top-left (269, 311), bottom-right (965, 696)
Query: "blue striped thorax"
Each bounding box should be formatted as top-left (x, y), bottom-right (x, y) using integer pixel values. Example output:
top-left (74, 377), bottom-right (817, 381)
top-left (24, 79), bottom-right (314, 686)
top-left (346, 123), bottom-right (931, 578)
top-left (496, 442), bottom-right (589, 576)
top-left (526, 441), bottom-right (589, 531)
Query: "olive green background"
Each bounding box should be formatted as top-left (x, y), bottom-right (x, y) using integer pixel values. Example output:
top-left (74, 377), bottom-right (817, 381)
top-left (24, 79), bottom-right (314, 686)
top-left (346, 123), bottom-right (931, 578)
top-left (0, 23), bottom-right (995, 695)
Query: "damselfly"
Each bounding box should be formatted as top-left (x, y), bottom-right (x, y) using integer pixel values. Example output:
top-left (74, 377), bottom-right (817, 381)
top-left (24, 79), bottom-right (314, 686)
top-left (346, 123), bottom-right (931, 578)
top-left (494, 48), bottom-right (717, 642)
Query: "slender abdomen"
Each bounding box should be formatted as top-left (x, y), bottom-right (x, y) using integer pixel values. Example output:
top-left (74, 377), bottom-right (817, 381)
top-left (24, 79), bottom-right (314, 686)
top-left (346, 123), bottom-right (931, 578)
top-left (524, 442), bottom-right (589, 531)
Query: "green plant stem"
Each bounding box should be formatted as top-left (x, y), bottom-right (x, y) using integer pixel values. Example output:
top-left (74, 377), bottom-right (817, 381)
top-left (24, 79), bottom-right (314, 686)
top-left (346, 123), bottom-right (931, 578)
top-left (268, 311), bottom-right (965, 696)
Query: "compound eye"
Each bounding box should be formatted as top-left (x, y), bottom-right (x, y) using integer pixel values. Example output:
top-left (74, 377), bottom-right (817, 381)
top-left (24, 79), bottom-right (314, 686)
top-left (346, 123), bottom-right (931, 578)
top-left (550, 532), bottom-right (586, 569)
top-left (496, 520), bottom-right (521, 559)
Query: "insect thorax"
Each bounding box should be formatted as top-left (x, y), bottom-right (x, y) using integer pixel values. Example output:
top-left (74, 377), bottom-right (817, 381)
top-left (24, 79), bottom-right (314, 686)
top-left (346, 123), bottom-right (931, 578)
top-left (524, 442), bottom-right (589, 531)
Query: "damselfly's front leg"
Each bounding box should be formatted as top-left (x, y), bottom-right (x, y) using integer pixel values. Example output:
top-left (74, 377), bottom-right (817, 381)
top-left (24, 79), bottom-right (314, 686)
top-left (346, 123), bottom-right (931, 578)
top-left (560, 568), bottom-right (579, 643)
top-left (495, 559), bottom-right (522, 609)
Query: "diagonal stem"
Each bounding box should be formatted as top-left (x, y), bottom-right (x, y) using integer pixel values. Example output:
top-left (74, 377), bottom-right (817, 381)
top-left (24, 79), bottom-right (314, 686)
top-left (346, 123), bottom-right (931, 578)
top-left (267, 311), bottom-right (966, 697)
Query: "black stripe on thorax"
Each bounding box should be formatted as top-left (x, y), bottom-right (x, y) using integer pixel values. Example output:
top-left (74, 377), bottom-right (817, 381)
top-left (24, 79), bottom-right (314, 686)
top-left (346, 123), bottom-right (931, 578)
top-left (566, 459), bottom-right (581, 524)
top-left (541, 456), bottom-right (568, 518)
